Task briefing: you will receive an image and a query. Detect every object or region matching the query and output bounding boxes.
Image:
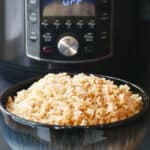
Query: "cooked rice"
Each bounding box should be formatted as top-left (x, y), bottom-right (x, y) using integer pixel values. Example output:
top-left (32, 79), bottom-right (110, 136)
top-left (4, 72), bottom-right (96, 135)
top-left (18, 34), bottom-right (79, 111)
top-left (6, 73), bottom-right (143, 126)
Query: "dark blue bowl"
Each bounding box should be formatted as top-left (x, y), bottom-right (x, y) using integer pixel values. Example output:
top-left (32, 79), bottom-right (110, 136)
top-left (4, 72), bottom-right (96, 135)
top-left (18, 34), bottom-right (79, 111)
top-left (0, 74), bottom-right (149, 150)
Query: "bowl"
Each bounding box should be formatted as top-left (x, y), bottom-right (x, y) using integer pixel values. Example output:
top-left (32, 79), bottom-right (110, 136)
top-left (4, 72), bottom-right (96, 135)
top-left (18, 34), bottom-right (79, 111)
top-left (0, 74), bottom-right (149, 150)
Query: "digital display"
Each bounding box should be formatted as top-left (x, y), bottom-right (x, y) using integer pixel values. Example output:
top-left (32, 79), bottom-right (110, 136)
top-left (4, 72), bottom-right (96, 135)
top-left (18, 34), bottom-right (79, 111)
top-left (43, 0), bottom-right (95, 17)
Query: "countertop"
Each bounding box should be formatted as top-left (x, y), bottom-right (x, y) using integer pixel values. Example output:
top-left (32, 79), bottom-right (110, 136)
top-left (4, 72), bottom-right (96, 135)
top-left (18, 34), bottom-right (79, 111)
top-left (0, 68), bottom-right (149, 150)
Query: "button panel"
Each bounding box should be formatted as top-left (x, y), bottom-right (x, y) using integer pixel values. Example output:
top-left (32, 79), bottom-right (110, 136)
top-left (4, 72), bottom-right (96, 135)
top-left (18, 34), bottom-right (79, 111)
top-left (43, 32), bottom-right (53, 42)
top-left (84, 33), bottom-right (94, 42)
top-left (40, 13), bottom-right (112, 61)
top-left (26, 0), bottom-right (112, 63)
top-left (100, 12), bottom-right (110, 21)
top-left (100, 31), bottom-right (108, 40)
top-left (65, 20), bottom-right (72, 29)
top-left (41, 19), bottom-right (49, 28)
top-left (29, 13), bottom-right (37, 23)
top-left (84, 45), bottom-right (95, 54)
top-left (53, 20), bottom-right (61, 29)
top-left (88, 20), bottom-right (96, 29)
top-left (29, 0), bottom-right (37, 4)
top-left (29, 32), bottom-right (38, 41)
top-left (42, 46), bottom-right (54, 54)
top-left (76, 20), bottom-right (84, 29)
top-left (25, 0), bottom-right (40, 59)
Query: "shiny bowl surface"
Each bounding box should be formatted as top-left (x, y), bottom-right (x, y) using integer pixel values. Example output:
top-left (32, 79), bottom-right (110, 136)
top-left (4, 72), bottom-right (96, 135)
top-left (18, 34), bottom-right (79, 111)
top-left (0, 74), bottom-right (149, 150)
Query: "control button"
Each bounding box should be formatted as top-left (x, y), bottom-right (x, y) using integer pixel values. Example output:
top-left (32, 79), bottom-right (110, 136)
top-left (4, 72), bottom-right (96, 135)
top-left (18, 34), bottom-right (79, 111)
top-left (76, 20), bottom-right (84, 29)
top-left (29, 13), bottom-right (37, 23)
top-left (29, 32), bottom-right (37, 41)
top-left (42, 46), bottom-right (54, 54)
top-left (53, 20), bottom-right (61, 29)
top-left (84, 33), bottom-right (94, 42)
top-left (100, 31), bottom-right (108, 40)
top-left (65, 20), bottom-right (72, 29)
top-left (43, 32), bottom-right (53, 42)
top-left (88, 20), bottom-right (96, 29)
top-left (29, 0), bottom-right (37, 4)
top-left (58, 36), bottom-right (79, 56)
top-left (84, 45), bottom-right (95, 54)
top-left (42, 20), bottom-right (49, 28)
top-left (100, 12), bottom-right (109, 21)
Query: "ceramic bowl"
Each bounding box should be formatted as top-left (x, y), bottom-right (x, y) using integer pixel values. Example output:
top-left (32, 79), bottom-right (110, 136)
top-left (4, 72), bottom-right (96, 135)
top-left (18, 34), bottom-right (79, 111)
top-left (0, 74), bottom-right (149, 150)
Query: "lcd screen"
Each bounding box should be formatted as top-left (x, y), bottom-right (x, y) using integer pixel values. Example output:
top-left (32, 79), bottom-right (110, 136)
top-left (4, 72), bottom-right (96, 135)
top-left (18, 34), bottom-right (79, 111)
top-left (43, 0), bottom-right (95, 17)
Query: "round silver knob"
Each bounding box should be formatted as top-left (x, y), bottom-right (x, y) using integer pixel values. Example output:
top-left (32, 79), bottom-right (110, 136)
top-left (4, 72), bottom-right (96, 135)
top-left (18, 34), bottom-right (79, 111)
top-left (57, 36), bottom-right (79, 56)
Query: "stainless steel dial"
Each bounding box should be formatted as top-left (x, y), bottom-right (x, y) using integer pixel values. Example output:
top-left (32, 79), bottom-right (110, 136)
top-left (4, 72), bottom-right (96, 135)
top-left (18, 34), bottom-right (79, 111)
top-left (57, 36), bottom-right (79, 56)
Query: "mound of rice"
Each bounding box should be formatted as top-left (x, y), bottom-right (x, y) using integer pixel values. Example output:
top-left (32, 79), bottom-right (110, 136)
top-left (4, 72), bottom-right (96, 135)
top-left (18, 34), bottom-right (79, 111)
top-left (6, 73), bottom-right (143, 126)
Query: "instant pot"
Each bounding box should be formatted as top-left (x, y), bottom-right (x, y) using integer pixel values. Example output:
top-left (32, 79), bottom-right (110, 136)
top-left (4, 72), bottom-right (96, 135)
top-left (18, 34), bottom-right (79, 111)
top-left (0, 0), bottom-right (149, 82)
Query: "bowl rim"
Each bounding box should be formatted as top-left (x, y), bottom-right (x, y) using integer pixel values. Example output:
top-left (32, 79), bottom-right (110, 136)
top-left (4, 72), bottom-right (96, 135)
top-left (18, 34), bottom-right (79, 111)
top-left (0, 73), bottom-right (149, 129)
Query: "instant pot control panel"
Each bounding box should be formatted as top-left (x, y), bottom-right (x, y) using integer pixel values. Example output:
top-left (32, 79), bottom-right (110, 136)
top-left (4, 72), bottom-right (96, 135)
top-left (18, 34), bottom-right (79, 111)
top-left (25, 0), bottom-right (113, 63)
